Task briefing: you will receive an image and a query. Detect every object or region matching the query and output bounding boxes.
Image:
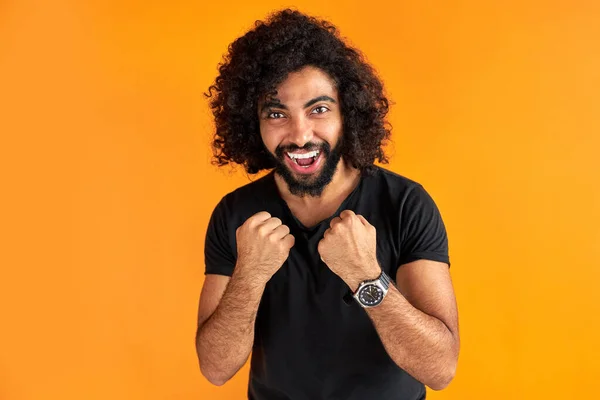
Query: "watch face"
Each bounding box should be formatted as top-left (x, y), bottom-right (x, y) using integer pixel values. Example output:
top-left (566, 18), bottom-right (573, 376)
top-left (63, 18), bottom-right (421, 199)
top-left (358, 284), bottom-right (384, 306)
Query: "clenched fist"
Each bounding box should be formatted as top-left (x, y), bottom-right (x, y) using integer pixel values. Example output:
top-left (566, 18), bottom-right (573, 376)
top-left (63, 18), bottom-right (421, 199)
top-left (318, 210), bottom-right (381, 291)
top-left (235, 211), bottom-right (295, 284)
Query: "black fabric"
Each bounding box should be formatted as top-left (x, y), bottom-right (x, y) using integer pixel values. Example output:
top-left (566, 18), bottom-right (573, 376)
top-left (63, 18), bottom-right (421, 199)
top-left (204, 166), bottom-right (449, 400)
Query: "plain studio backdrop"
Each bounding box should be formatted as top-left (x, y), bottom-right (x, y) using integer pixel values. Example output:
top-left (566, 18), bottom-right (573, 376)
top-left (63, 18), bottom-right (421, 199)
top-left (1, 0), bottom-right (599, 399)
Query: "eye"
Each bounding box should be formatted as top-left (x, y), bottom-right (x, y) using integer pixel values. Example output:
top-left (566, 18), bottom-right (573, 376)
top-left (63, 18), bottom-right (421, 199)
top-left (311, 106), bottom-right (329, 114)
top-left (267, 111), bottom-right (285, 119)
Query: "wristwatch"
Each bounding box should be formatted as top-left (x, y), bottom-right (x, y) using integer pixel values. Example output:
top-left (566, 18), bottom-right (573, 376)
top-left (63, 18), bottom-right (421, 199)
top-left (352, 270), bottom-right (391, 308)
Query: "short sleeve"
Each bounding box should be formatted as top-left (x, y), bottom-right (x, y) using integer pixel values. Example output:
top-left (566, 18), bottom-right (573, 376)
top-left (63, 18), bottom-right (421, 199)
top-left (204, 197), bottom-right (236, 276)
top-left (397, 184), bottom-right (450, 270)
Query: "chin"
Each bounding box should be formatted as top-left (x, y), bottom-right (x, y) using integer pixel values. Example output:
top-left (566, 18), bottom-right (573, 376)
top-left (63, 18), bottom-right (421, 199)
top-left (277, 159), bottom-right (339, 197)
top-left (271, 139), bottom-right (343, 197)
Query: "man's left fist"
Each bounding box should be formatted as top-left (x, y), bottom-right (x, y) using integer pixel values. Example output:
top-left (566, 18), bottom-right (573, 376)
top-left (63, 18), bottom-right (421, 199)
top-left (317, 210), bottom-right (381, 291)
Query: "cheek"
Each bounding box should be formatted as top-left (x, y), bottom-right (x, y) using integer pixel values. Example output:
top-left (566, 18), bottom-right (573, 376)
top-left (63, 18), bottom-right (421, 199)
top-left (259, 124), bottom-right (282, 153)
top-left (316, 118), bottom-right (343, 144)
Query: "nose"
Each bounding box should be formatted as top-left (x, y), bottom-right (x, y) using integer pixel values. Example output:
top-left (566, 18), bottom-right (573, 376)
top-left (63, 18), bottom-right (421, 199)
top-left (287, 116), bottom-right (313, 148)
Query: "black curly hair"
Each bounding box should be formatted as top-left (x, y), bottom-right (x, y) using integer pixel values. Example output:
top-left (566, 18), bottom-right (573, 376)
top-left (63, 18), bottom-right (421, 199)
top-left (206, 8), bottom-right (391, 174)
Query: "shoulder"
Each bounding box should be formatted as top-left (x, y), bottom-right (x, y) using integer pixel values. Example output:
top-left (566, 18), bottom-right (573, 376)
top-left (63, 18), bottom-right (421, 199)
top-left (358, 166), bottom-right (446, 228)
top-left (220, 172), bottom-right (274, 207)
top-left (370, 165), bottom-right (420, 185)
top-left (362, 165), bottom-right (424, 204)
top-left (211, 172), bottom-right (280, 229)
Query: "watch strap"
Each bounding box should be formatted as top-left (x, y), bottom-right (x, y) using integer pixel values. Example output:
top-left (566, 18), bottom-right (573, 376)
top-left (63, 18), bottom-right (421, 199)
top-left (378, 270), bottom-right (391, 290)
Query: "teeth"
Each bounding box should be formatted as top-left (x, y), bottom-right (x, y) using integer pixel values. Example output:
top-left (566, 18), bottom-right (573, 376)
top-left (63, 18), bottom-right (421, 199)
top-left (287, 150), bottom-right (319, 159)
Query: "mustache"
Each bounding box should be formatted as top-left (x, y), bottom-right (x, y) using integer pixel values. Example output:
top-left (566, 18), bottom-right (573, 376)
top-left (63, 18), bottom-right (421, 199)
top-left (275, 142), bottom-right (331, 158)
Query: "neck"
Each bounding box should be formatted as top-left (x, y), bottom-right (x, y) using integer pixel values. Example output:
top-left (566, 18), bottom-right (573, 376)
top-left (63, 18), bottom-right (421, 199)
top-left (274, 158), bottom-right (362, 207)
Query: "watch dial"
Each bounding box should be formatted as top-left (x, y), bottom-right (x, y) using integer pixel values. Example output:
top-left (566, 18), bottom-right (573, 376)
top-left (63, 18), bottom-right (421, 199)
top-left (359, 284), bottom-right (383, 306)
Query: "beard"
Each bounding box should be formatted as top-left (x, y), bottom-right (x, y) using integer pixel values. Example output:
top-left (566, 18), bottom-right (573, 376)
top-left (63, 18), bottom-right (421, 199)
top-left (271, 139), bottom-right (343, 197)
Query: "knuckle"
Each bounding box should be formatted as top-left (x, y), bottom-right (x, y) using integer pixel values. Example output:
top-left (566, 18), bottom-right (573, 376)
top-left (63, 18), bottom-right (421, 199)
top-left (258, 211), bottom-right (271, 218)
top-left (258, 226), bottom-right (269, 237)
top-left (271, 217), bottom-right (282, 226)
top-left (286, 235), bottom-right (295, 248)
top-left (318, 241), bottom-right (326, 253)
top-left (236, 225), bottom-right (244, 237)
top-left (250, 211), bottom-right (270, 225)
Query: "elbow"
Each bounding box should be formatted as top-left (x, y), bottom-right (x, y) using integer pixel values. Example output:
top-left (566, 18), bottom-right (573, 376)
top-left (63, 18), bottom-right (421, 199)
top-left (427, 374), bottom-right (454, 391)
top-left (426, 360), bottom-right (457, 391)
top-left (196, 339), bottom-right (230, 386)
top-left (198, 356), bottom-right (231, 386)
top-left (427, 334), bottom-right (460, 391)
top-left (200, 366), bottom-right (229, 387)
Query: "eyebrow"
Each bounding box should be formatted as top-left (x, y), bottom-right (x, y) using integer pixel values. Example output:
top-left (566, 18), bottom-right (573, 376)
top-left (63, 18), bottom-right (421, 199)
top-left (303, 95), bottom-right (336, 108)
top-left (260, 95), bottom-right (337, 113)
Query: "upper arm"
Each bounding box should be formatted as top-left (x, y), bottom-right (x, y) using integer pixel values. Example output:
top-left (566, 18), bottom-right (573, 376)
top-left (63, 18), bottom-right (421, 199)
top-left (396, 184), bottom-right (449, 270)
top-left (393, 182), bottom-right (456, 336)
top-left (395, 259), bottom-right (459, 339)
top-left (198, 197), bottom-right (236, 331)
top-left (196, 274), bottom-right (231, 332)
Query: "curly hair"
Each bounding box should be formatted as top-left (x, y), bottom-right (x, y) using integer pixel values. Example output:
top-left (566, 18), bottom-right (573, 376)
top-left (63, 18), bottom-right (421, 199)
top-left (206, 9), bottom-right (391, 174)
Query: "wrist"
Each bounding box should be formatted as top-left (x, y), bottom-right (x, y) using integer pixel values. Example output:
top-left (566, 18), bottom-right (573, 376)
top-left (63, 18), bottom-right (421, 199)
top-left (346, 261), bottom-right (382, 292)
top-left (352, 269), bottom-right (391, 308)
top-left (232, 262), bottom-right (269, 291)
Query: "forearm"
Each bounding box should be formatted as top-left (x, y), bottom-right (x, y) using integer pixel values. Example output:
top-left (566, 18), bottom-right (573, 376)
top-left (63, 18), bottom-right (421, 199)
top-left (196, 266), bottom-right (265, 386)
top-left (365, 285), bottom-right (459, 390)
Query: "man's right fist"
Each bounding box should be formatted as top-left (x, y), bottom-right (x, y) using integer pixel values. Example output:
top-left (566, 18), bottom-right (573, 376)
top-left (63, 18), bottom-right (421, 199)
top-left (235, 211), bottom-right (295, 282)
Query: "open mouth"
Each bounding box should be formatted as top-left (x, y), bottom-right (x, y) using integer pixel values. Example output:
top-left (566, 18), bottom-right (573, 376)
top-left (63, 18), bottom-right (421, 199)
top-left (286, 150), bottom-right (320, 167)
top-left (284, 149), bottom-right (323, 174)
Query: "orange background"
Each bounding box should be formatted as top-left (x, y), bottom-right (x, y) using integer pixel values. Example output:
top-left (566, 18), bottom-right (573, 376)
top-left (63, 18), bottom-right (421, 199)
top-left (1, 0), bottom-right (599, 399)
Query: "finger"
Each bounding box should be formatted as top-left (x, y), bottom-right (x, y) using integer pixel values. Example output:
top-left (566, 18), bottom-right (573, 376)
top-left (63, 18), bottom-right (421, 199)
top-left (249, 211), bottom-right (272, 225)
top-left (259, 217), bottom-right (283, 232)
top-left (271, 223), bottom-right (291, 240)
top-left (329, 216), bottom-right (342, 229)
top-left (339, 210), bottom-right (355, 220)
top-left (356, 214), bottom-right (370, 227)
top-left (282, 233), bottom-right (295, 248)
top-left (317, 240), bottom-right (325, 262)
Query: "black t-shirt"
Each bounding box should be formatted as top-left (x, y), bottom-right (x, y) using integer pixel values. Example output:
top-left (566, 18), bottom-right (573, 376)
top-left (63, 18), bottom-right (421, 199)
top-left (204, 166), bottom-right (450, 400)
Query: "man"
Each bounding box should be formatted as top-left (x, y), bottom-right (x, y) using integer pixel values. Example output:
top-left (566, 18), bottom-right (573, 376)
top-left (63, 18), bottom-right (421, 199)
top-left (195, 9), bottom-right (459, 400)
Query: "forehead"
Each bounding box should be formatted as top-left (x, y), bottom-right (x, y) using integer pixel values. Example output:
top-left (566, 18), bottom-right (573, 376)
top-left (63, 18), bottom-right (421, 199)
top-left (269, 66), bottom-right (338, 104)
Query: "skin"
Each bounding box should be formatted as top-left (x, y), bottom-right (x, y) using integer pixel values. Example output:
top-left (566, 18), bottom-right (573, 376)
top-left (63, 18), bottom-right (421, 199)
top-left (196, 211), bottom-right (294, 385)
top-left (196, 66), bottom-right (460, 389)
